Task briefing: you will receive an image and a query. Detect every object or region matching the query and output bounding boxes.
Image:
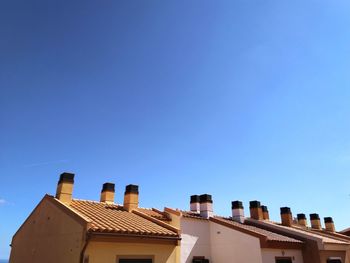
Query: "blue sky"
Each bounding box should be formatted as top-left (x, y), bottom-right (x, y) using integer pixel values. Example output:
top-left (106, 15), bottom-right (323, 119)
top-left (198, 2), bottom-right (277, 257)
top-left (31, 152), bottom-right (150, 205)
top-left (1, 0), bottom-right (350, 259)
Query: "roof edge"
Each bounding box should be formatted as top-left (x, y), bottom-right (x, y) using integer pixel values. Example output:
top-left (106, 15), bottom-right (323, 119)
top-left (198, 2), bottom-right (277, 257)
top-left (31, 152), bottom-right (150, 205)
top-left (48, 196), bottom-right (92, 225)
top-left (210, 217), bottom-right (268, 246)
top-left (90, 231), bottom-right (181, 240)
top-left (245, 218), bottom-right (350, 248)
top-left (11, 194), bottom-right (90, 241)
top-left (132, 209), bottom-right (181, 235)
top-left (164, 207), bottom-right (182, 216)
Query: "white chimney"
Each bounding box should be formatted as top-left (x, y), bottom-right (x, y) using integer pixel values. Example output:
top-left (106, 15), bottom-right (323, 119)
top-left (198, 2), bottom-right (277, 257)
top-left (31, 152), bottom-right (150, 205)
top-left (190, 195), bottom-right (200, 213)
top-left (232, 201), bottom-right (245, 223)
top-left (199, 194), bottom-right (213, 219)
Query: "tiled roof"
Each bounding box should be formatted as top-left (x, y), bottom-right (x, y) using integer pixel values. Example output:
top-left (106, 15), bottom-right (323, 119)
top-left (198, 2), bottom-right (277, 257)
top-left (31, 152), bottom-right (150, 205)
top-left (311, 228), bottom-right (350, 242)
top-left (137, 207), bottom-right (170, 221)
top-left (289, 225), bottom-right (350, 244)
top-left (249, 219), bottom-right (349, 245)
top-left (68, 199), bottom-right (179, 238)
top-left (340, 227), bottom-right (350, 235)
top-left (181, 211), bottom-right (208, 220)
top-left (213, 217), bottom-right (303, 244)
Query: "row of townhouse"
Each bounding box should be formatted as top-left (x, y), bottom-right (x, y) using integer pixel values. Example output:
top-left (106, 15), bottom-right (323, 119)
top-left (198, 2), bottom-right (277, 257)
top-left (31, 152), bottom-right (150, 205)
top-left (9, 172), bottom-right (350, 263)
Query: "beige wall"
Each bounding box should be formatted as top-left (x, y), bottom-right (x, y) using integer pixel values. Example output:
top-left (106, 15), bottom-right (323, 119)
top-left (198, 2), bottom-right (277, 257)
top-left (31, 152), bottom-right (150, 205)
top-left (319, 250), bottom-right (347, 263)
top-left (181, 218), bottom-right (211, 263)
top-left (9, 197), bottom-right (85, 263)
top-left (261, 248), bottom-right (303, 263)
top-left (86, 241), bottom-right (179, 263)
top-left (209, 221), bottom-right (263, 263)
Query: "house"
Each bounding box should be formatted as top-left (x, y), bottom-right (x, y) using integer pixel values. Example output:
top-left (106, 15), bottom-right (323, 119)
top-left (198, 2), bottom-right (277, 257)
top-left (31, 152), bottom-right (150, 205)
top-left (243, 202), bottom-right (350, 263)
top-left (9, 172), bottom-right (350, 263)
top-left (164, 196), bottom-right (304, 263)
top-left (9, 173), bottom-right (181, 263)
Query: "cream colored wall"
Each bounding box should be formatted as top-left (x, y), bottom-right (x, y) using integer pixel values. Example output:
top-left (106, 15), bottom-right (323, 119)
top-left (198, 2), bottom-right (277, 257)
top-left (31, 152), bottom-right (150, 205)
top-left (166, 212), bottom-right (181, 229)
top-left (209, 221), bottom-right (263, 263)
top-left (86, 241), bottom-right (178, 263)
top-left (181, 218), bottom-right (211, 263)
top-left (261, 248), bottom-right (303, 263)
top-left (9, 198), bottom-right (85, 263)
top-left (319, 250), bottom-right (347, 263)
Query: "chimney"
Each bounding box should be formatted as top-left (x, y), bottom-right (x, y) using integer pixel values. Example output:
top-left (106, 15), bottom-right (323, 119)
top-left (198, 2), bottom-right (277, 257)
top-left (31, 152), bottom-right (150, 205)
top-left (310, 213), bottom-right (322, 230)
top-left (100, 182), bottom-right (115, 204)
top-left (297, 213), bottom-right (307, 227)
top-left (190, 195), bottom-right (200, 213)
top-left (261, 205), bottom-right (270, 220)
top-left (324, 217), bottom-right (335, 232)
top-left (249, 201), bottom-right (263, 220)
top-left (199, 194), bottom-right (213, 219)
top-left (56, 172), bottom-right (74, 204)
top-left (123, 184), bottom-right (139, 212)
top-left (232, 201), bottom-right (245, 223)
top-left (280, 207), bottom-right (293, 227)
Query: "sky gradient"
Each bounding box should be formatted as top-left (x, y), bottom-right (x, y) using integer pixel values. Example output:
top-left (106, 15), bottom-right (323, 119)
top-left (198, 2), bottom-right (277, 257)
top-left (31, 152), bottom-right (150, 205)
top-left (1, 0), bottom-right (350, 259)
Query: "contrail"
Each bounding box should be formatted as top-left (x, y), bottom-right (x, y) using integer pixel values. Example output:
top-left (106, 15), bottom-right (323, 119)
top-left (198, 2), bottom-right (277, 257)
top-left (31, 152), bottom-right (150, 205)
top-left (25, 159), bottom-right (69, 167)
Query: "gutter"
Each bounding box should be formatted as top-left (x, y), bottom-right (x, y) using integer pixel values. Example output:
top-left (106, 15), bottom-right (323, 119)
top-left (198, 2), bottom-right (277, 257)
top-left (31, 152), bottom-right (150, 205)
top-left (90, 231), bottom-right (181, 241)
top-left (80, 232), bottom-right (91, 263)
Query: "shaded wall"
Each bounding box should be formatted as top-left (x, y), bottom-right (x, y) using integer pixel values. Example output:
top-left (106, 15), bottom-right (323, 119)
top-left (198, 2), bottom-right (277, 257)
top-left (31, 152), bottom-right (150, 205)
top-left (9, 198), bottom-right (85, 263)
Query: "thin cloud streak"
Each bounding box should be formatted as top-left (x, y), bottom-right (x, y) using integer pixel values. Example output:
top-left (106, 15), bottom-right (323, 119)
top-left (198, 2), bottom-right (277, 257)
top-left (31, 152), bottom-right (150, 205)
top-left (24, 159), bottom-right (69, 167)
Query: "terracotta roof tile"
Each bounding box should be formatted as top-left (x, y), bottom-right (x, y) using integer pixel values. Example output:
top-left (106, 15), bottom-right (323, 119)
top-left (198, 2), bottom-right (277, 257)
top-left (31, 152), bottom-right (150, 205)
top-left (137, 208), bottom-right (170, 221)
top-left (68, 199), bottom-right (179, 238)
top-left (181, 211), bottom-right (208, 220)
top-left (214, 217), bottom-right (302, 243)
top-left (249, 219), bottom-right (349, 245)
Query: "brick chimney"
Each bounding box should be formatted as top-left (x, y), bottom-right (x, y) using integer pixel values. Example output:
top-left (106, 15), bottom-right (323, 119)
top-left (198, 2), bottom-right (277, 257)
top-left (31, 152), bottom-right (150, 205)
top-left (232, 201), bottom-right (245, 223)
top-left (261, 205), bottom-right (270, 220)
top-left (297, 213), bottom-right (307, 227)
top-left (310, 213), bottom-right (322, 230)
top-left (100, 182), bottom-right (115, 204)
top-left (199, 194), bottom-right (213, 219)
top-left (190, 195), bottom-right (200, 213)
top-left (324, 217), bottom-right (335, 232)
top-left (55, 172), bottom-right (74, 204)
top-left (281, 207), bottom-right (293, 227)
top-left (123, 184), bottom-right (139, 212)
top-left (249, 201), bottom-right (263, 220)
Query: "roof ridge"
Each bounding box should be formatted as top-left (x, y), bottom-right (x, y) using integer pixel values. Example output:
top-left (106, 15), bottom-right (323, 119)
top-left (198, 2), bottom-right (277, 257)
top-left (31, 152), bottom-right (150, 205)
top-left (72, 198), bottom-right (121, 205)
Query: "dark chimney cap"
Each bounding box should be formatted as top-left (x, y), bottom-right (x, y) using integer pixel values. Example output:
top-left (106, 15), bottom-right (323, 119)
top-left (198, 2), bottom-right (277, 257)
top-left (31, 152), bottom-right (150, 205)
top-left (297, 213), bottom-right (306, 220)
top-left (58, 172), bottom-right (75, 184)
top-left (310, 213), bottom-right (320, 220)
top-left (199, 194), bottom-right (212, 203)
top-left (190, 195), bottom-right (200, 203)
top-left (261, 205), bottom-right (268, 212)
top-left (280, 207), bottom-right (291, 214)
top-left (232, 201), bottom-right (243, 209)
top-left (249, 201), bottom-right (261, 208)
top-left (125, 184), bottom-right (139, 194)
top-left (324, 217), bottom-right (334, 223)
top-left (102, 182), bottom-right (115, 193)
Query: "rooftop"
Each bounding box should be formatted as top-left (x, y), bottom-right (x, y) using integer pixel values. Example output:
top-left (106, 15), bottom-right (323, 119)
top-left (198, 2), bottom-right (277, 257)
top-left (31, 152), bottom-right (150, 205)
top-left (61, 198), bottom-right (179, 238)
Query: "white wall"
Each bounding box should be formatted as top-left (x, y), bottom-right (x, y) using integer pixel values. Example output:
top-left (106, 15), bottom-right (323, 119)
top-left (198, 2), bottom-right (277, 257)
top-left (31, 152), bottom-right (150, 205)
top-left (181, 217), bottom-right (304, 263)
top-left (181, 218), bottom-right (211, 263)
top-left (209, 221), bottom-right (263, 263)
top-left (261, 248), bottom-right (303, 263)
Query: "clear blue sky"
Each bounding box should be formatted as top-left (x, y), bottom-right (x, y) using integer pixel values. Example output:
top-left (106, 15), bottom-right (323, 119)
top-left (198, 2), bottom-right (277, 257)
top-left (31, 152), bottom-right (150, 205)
top-left (1, 0), bottom-right (350, 259)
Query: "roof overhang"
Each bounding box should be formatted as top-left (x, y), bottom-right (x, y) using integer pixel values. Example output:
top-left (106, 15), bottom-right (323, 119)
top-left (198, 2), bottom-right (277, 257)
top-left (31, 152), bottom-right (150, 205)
top-left (88, 231), bottom-right (181, 245)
